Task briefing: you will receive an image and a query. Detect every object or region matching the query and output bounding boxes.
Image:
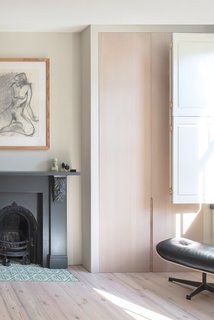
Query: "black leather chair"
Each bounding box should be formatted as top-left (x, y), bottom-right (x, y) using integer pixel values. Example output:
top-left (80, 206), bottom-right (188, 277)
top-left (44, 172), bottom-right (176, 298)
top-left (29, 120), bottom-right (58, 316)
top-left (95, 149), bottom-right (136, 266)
top-left (156, 237), bottom-right (214, 300)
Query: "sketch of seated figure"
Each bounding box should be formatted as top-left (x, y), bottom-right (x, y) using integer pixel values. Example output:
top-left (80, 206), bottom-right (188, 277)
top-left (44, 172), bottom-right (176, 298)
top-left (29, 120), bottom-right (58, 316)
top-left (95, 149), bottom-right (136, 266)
top-left (0, 72), bottom-right (38, 136)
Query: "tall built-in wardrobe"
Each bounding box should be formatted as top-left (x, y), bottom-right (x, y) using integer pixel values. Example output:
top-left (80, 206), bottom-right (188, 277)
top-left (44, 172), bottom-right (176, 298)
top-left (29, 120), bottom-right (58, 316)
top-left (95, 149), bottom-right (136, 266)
top-left (81, 28), bottom-right (210, 272)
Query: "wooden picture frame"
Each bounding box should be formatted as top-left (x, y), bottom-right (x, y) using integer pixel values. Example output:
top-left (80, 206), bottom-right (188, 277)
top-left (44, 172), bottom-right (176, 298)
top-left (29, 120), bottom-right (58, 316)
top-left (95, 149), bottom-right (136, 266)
top-left (0, 58), bottom-right (50, 149)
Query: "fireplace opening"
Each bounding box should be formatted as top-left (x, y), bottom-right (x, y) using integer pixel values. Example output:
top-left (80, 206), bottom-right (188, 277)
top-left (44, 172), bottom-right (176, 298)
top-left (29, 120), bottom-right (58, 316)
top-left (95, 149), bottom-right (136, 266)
top-left (0, 202), bottom-right (38, 266)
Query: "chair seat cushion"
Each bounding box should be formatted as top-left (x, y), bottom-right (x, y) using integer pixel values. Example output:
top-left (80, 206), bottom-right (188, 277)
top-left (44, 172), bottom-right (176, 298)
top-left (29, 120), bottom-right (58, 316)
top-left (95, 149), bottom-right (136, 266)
top-left (156, 238), bottom-right (214, 273)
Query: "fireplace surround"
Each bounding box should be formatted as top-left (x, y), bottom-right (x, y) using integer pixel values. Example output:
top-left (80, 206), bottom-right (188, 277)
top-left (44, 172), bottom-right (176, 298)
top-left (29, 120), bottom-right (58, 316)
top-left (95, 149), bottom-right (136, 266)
top-left (0, 171), bottom-right (80, 269)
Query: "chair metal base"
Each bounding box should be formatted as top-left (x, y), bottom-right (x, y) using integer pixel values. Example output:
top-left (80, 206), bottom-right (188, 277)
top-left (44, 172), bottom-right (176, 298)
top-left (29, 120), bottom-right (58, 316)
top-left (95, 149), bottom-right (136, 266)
top-left (168, 272), bottom-right (214, 300)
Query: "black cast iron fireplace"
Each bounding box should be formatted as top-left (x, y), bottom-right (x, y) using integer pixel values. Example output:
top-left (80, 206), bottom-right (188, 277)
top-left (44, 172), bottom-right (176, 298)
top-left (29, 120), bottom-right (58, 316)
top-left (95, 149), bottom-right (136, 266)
top-left (0, 171), bottom-right (80, 268)
top-left (0, 202), bottom-right (37, 266)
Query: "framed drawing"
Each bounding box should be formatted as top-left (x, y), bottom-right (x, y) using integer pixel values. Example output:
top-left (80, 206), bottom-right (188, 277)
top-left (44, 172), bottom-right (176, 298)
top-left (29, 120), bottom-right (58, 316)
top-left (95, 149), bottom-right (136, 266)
top-left (0, 58), bottom-right (50, 149)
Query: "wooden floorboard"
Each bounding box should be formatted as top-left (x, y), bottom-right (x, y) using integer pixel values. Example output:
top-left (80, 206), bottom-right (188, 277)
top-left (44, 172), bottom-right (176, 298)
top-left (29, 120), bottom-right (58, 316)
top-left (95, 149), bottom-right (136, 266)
top-left (0, 266), bottom-right (213, 319)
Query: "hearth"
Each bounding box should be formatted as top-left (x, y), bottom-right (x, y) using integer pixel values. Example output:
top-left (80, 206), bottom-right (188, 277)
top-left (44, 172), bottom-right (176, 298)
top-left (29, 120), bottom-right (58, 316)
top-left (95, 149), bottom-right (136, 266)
top-left (0, 171), bottom-right (80, 268)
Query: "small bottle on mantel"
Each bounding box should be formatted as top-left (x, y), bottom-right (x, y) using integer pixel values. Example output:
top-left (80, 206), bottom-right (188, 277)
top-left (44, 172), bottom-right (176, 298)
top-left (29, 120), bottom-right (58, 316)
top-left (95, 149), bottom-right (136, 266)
top-left (51, 158), bottom-right (59, 172)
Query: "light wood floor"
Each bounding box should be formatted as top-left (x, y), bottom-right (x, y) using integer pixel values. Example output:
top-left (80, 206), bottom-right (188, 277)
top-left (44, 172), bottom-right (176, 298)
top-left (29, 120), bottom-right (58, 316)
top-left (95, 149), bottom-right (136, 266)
top-left (0, 266), bottom-right (214, 320)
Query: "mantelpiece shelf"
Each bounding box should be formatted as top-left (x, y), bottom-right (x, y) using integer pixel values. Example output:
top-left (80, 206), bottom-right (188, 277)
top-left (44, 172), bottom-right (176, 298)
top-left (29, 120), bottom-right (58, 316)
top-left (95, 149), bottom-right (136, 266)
top-left (0, 171), bottom-right (80, 176)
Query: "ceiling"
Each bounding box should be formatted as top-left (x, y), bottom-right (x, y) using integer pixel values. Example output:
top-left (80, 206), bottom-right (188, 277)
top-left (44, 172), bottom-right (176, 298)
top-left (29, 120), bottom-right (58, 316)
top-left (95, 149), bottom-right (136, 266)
top-left (0, 0), bottom-right (214, 32)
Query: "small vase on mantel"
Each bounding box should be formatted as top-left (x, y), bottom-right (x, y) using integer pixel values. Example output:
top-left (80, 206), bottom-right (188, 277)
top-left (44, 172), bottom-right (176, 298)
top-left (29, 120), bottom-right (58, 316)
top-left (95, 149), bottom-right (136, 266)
top-left (51, 158), bottom-right (59, 172)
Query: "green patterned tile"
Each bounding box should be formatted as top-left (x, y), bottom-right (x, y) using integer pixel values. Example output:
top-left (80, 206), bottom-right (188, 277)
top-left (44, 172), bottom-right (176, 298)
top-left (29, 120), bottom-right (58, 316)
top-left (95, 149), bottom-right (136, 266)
top-left (0, 262), bottom-right (78, 282)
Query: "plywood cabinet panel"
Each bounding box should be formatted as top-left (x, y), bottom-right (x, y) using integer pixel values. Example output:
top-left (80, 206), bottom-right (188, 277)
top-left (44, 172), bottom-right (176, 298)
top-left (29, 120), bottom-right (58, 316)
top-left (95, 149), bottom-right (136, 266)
top-left (98, 31), bottom-right (206, 272)
top-left (99, 33), bottom-right (151, 272)
top-left (151, 33), bottom-right (204, 271)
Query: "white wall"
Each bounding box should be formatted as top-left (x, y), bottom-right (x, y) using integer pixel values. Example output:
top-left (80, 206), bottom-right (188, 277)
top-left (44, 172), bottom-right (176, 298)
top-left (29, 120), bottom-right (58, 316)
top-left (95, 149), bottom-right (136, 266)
top-left (0, 33), bottom-right (82, 265)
